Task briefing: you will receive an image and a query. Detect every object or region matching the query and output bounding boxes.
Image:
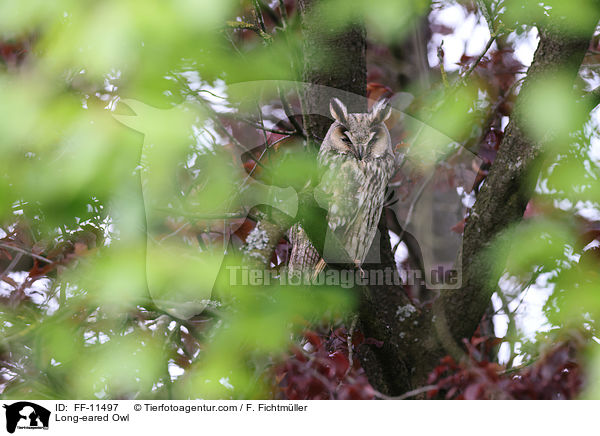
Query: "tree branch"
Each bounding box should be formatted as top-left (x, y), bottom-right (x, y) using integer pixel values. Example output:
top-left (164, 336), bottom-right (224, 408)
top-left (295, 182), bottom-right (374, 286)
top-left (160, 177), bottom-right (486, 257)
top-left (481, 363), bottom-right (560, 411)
top-left (226, 20), bottom-right (273, 45)
top-left (437, 16), bottom-right (600, 347)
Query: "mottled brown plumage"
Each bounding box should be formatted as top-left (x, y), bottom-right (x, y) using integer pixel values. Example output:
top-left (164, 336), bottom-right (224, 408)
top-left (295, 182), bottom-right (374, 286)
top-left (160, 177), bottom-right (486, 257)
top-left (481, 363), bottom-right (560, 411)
top-left (289, 98), bottom-right (395, 275)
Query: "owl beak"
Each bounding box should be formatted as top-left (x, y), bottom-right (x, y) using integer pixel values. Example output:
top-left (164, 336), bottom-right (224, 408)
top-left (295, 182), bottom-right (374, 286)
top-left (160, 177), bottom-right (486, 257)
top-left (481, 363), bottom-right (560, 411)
top-left (353, 147), bottom-right (363, 161)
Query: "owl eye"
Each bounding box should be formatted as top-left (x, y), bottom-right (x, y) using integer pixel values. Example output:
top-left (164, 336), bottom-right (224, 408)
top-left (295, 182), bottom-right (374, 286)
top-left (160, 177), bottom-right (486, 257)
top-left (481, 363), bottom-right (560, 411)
top-left (368, 134), bottom-right (378, 146)
top-left (341, 132), bottom-right (352, 144)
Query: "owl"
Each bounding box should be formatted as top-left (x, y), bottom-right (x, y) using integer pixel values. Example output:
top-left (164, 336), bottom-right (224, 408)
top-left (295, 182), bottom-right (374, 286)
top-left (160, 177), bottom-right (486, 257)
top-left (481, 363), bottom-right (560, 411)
top-left (287, 97), bottom-right (395, 275)
top-left (314, 97), bottom-right (395, 269)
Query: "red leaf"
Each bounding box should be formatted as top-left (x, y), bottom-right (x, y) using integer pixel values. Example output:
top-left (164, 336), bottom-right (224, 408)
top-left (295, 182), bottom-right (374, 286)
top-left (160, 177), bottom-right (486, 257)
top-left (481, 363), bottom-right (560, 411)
top-left (304, 330), bottom-right (322, 348)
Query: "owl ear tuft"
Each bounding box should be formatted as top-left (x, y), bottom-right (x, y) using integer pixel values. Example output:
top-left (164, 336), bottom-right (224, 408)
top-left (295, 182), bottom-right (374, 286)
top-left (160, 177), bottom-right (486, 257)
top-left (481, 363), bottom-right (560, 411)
top-left (370, 99), bottom-right (391, 125)
top-left (330, 98), bottom-right (348, 125)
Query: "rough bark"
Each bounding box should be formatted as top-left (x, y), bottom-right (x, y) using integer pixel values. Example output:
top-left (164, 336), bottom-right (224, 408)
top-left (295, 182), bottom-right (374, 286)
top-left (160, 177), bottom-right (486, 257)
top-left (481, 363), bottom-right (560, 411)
top-left (242, 207), bottom-right (294, 268)
top-left (297, 0), bottom-right (367, 141)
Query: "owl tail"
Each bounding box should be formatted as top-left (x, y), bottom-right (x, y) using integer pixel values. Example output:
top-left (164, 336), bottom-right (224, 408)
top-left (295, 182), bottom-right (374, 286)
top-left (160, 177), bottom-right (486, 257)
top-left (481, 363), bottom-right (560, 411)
top-left (311, 258), bottom-right (327, 281)
top-left (311, 258), bottom-right (367, 281)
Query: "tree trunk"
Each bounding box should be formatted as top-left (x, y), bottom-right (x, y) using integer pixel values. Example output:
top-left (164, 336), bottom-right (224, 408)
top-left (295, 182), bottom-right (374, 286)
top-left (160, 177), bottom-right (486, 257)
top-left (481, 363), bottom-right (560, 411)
top-left (298, 0), bottom-right (367, 142)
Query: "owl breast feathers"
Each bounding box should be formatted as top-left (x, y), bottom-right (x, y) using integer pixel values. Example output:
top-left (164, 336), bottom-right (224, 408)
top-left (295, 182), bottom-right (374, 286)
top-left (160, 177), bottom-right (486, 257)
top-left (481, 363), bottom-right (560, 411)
top-left (316, 97), bottom-right (396, 265)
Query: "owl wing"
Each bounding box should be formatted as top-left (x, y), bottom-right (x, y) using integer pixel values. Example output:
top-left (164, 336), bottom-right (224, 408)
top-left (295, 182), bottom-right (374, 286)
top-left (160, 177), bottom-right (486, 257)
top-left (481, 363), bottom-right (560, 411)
top-left (316, 157), bottom-right (363, 234)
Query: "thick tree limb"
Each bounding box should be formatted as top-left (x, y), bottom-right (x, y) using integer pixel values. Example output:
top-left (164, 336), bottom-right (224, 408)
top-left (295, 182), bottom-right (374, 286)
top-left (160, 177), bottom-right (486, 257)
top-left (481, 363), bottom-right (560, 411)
top-left (436, 17), bottom-right (600, 346)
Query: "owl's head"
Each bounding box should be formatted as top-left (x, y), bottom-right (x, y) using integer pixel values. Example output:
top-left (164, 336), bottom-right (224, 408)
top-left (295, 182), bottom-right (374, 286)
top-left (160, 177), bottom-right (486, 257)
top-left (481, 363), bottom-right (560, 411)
top-left (323, 97), bottom-right (392, 161)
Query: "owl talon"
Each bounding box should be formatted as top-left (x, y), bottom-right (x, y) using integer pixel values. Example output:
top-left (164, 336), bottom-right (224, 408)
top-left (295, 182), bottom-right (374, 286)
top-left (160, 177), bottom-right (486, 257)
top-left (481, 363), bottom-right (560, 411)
top-left (354, 260), bottom-right (365, 278)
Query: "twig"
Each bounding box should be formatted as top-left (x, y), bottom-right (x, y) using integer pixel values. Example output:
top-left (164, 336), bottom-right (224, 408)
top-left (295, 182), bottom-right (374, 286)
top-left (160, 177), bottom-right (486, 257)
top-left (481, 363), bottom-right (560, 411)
top-left (221, 113), bottom-right (296, 136)
top-left (500, 358), bottom-right (535, 375)
top-left (256, 102), bottom-right (270, 155)
top-left (238, 133), bottom-right (296, 194)
top-left (0, 252), bottom-right (23, 277)
top-left (196, 89), bottom-right (227, 100)
top-left (374, 385), bottom-right (438, 400)
top-left (278, 86), bottom-right (306, 138)
top-left (240, 135), bottom-right (279, 187)
top-left (494, 286), bottom-right (517, 366)
top-left (278, 0), bottom-right (288, 28)
top-left (509, 267), bottom-right (542, 316)
top-left (476, 0), bottom-right (496, 35)
top-left (1, 322), bottom-right (38, 344)
top-left (226, 20), bottom-right (272, 45)
top-left (346, 316), bottom-right (358, 375)
top-left (157, 222), bottom-right (190, 243)
top-left (0, 243), bottom-right (52, 264)
top-left (257, 0), bottom-right (283, 28)
top-left (459, 34), bottom-right (497, 85)
top-left (155, 209), bottom-right (248, 221)
top-left (437, 42), bottom-right (449, 89)
top-left (252, 0), bottom-right (267, 33)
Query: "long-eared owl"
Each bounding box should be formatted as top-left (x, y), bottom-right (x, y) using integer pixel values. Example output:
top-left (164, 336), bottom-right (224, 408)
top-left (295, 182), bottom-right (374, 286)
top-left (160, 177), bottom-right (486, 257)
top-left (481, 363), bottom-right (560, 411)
top-left (288, 98), bottom-right (395, 274)
top-left (316, 97), bottom-right (395, 266)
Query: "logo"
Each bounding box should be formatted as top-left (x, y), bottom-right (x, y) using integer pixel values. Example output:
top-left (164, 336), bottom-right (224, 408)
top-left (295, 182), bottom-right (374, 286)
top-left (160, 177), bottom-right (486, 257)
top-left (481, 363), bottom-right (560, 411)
top-left (3, 402), bottom-right (50, 434)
